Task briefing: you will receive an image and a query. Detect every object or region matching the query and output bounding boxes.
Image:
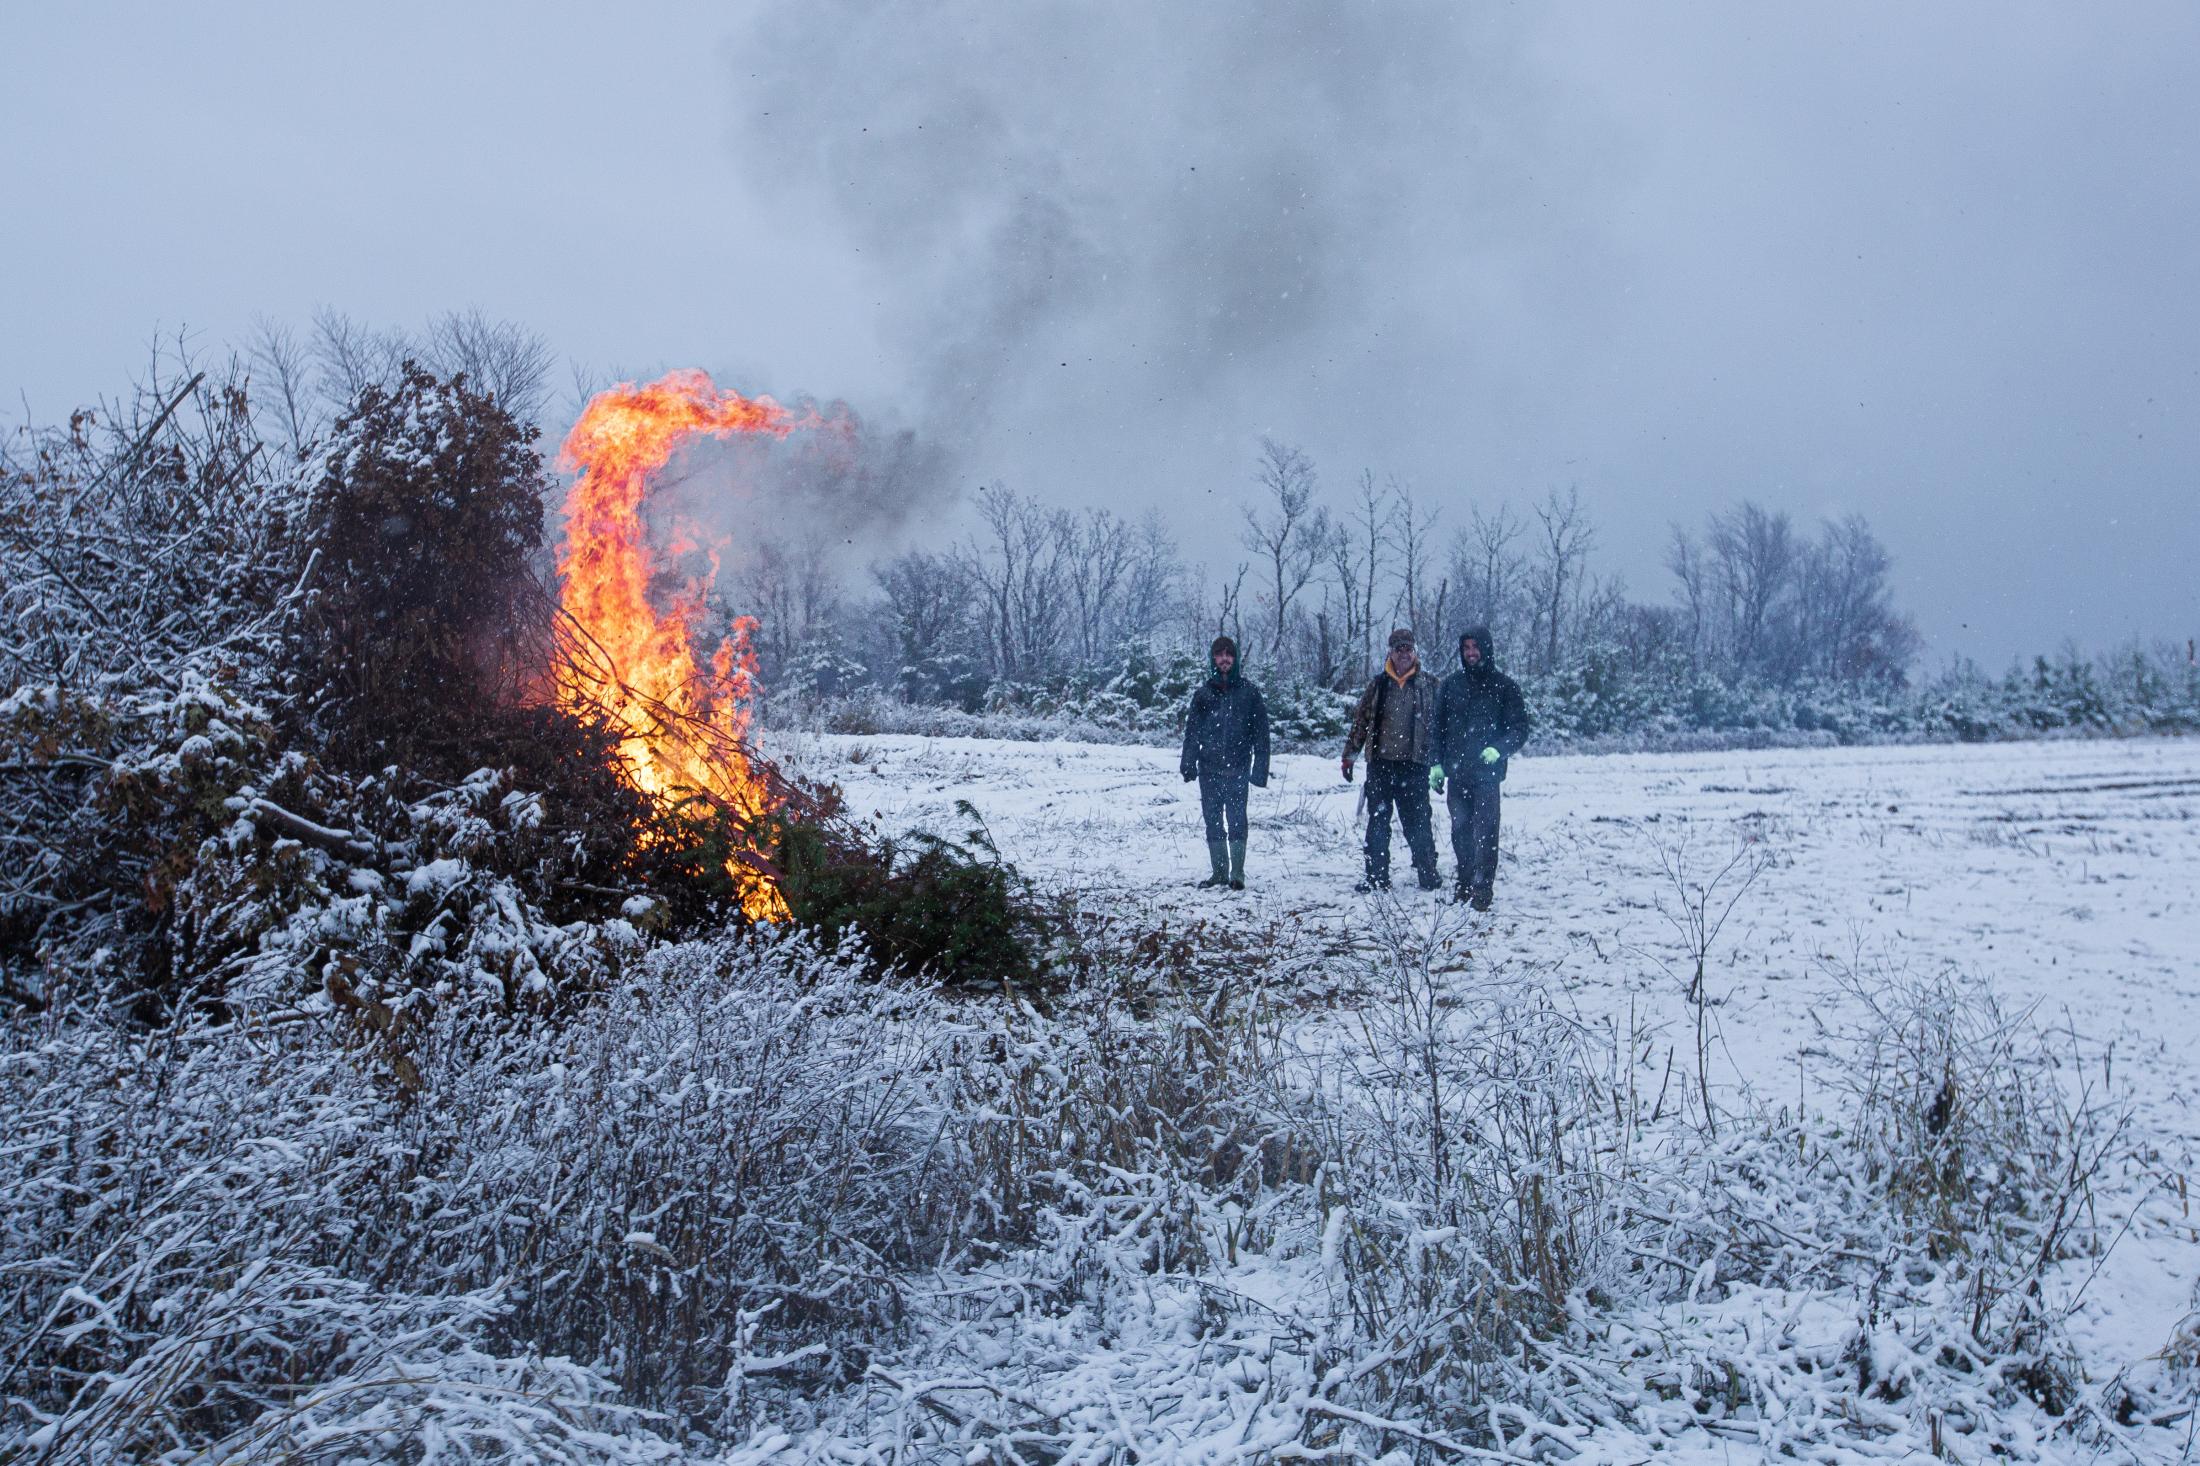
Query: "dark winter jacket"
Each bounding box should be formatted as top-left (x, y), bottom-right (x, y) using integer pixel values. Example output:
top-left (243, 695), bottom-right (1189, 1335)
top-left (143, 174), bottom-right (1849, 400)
top-left (1433, 625), bottom-right (1532, 782)
top-left (1181, 668), bottom-right (1272, 786)
top-left (1344, 660), bottom-right (1439, 767)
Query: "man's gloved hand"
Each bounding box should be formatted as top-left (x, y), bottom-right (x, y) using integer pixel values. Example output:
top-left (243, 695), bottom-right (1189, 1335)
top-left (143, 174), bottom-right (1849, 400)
top-left (1181, 765), bottom-right (1197, 783)
top-left (1479, 746), bottom-right (1501, 767)
top-left (1429, 764), bottom-right (1446, 796)
top-left (1340, 755), bottom-right (1355, 784)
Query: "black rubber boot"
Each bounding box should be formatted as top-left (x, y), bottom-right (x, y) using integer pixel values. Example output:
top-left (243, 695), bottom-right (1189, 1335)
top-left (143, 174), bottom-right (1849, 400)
top-left (1197, 840), bottom-right (1230, 887)
top-left (1227, 840), bottom-right (1247, 891)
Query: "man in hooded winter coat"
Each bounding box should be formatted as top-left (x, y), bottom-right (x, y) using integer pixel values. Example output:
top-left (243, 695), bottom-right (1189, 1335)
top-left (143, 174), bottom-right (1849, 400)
top-left (1341, 628), bottom-right (1442, 891)
top-left (1429, 624), bottom-right (1532, 909)
top-left (1180, 635), bottom-right (1271, 890)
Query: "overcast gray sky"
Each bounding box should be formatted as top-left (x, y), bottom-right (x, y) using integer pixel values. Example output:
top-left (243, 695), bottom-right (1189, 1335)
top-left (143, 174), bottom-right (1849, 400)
top-left (5, 1), bottom-right (2195, 667)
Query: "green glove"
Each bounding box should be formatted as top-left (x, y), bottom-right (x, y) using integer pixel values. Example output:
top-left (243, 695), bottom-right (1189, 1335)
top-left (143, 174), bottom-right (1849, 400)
top-left (1429, 764), bottom-right (1446, 793)
top-left (1479, 746), bottom-right (1501, 766)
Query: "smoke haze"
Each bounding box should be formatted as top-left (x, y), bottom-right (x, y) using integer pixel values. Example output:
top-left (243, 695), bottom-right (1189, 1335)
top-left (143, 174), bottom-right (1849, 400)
top-left (725, 0), bottom-right (2200, 663)
top-left (1, 2), bottom-right (2194, 663)
top-left (731, 4), bottom-right (1607, 465)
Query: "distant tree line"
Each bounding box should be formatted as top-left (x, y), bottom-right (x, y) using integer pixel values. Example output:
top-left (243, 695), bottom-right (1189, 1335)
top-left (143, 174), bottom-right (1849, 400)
top-left (736, 438), bottom-right (2194, 749)
top-left (733, 436), bottom-right (1923, 720)
top-left (25, 316), bottom-right (2188, 751)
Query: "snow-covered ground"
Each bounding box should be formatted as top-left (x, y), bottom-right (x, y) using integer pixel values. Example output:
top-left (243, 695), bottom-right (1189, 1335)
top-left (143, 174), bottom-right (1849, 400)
top-left (767, 729), bottom-right (2200, 1452)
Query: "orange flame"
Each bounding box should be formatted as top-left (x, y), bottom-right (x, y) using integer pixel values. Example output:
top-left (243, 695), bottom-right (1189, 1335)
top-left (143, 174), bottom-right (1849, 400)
top-left (554, 369), bottom-right (799, 921)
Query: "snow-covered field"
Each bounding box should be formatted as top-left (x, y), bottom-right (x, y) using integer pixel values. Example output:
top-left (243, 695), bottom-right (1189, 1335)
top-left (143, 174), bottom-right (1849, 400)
top-left (763, 729), bottom-right (2200, 1458)
top-left (20, 721), bottom-right (2197, 1461)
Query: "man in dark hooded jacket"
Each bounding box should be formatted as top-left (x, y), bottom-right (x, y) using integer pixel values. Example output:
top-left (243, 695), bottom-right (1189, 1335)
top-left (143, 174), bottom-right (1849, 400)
top-left (1180, 635), bottom-right (1271, 889)
top-left (1430, 624), bottom-right (1532, 909)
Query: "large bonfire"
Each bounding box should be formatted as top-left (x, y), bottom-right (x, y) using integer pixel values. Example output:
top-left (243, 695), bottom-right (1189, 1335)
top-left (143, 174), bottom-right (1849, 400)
top-left (553, 369), bottom-right (805, 921)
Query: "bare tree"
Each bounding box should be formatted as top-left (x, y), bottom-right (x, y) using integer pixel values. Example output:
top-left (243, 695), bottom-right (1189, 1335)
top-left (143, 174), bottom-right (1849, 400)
top-left (1119, 511), bottom-right (1184, 646)
top-left (1797, 512), bottom-right (1918, 682)
top-left (1666, 523), bottom-right (1712, 671)
top-left (1325, 469), bottom-right (1393, 684)
top-left (1391, 480), bottom-right (1447, 646)
top-left (1528, 486), bottom-right (1597, 672)
top-left (306, 308), bottom-right (554, 424)
top-left (739, 535), bottom-right (842, 680)
top-left (1450, 502), bottom-right (1527, 659)
top-left (1707, 500), bottom-right (1798, 678)
top-left (1065, 509), bottom-right (1136, 667)
top-left (959, 484), bottom-right (1073, 683)
top-left (424, 308), bottom-right (556, 423)
top-left (246, 316), bottom-right (322, 460)
top-left (1241, 438), bottom-right (1326, 673)
top-left (309, 308), bottom-right (410, 409)
top-left (1214, 562), bottom-right (1249, 647)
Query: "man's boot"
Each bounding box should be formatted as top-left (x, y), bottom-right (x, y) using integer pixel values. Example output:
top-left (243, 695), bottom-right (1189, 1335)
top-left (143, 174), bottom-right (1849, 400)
top-left (1227, 840), bottom-right (1247, 891)
top-left (1198, 840), bottom-right (1230, 887)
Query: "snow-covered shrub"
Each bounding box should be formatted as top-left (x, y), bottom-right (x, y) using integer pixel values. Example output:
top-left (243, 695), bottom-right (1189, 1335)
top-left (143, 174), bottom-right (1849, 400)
top-left (1821, 960), bottom-right (2129, 1409)
top-left (387, 929), bottom-right (974, 1432)
top-left (952, 970), bottom-right (1303, 1275)
top-left (1028, 907), bottom-right (2131, 1457)
top-left (788, 636), bottom-right (2200, 755)
top-left (1, 359), bottom-right (315, 1008)
top-left (1, 675), bottom-right (290, 1013)
top-left (1286, 905), bottom-right (1629, 1423)
top-left (775, 801), bottom-right (1060, 987)
top-left (0, 926), bottom-right (990, 1455)
top-left (2, 670), bottom-right (663, 1018)
top-left (287, 360), bottom-right (552, 773)
top-left (0, 358), bottom-right (310, 696)
top-left (0, 1007), bottom-right (677, 1460)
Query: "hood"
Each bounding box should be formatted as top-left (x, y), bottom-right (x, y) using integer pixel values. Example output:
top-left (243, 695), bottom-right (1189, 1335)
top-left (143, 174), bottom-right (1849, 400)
top-left (1457, 625), bottom-right (1498, 674)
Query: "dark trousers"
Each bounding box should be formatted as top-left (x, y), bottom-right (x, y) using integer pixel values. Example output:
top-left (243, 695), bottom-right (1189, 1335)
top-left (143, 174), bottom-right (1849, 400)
top-left (1447, 777), bottom-right (1503, 897)
top-left (1364, 758), bottom-right (1438, 884)
top-left (1198, 771), bottom-right (1249, 843)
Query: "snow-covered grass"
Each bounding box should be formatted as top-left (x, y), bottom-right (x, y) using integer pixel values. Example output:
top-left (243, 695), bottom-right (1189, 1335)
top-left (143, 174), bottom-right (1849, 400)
top-left (758, 728), bottom-right (2200, 1459)
top-left (7, 732), bottom-right (2199, 1460)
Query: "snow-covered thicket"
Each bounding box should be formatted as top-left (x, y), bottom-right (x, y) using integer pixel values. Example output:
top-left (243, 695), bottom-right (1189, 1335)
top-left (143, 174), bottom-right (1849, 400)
top-left (0, 930), bottom-right (958, 1456)
top-left (2, 357), bottom-right (316, 1012)
top-left (784, 639), bottom-right (2200, 756)
top-left (4, 904), bottom-right (2161, 1459)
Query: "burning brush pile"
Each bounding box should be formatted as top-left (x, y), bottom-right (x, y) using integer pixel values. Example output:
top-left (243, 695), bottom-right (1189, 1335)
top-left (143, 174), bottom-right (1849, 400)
top-left (0, 353), bottom-right (1073, 1455)
top-left (553, 370), bottom-right (800, 923)
top-left (551, 370), bottom-right (1055, 977)
top-left (0, 358), bottom-right (1053, 1022)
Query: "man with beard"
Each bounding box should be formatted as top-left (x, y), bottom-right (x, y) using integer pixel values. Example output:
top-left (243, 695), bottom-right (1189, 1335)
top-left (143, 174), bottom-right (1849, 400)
top-left (1429, 624), bottom-right (1533, 910)
top-left (1179, 635), bottom-right (1271, 890)
top-left (1341, 628), bottom-right (1442, 892)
